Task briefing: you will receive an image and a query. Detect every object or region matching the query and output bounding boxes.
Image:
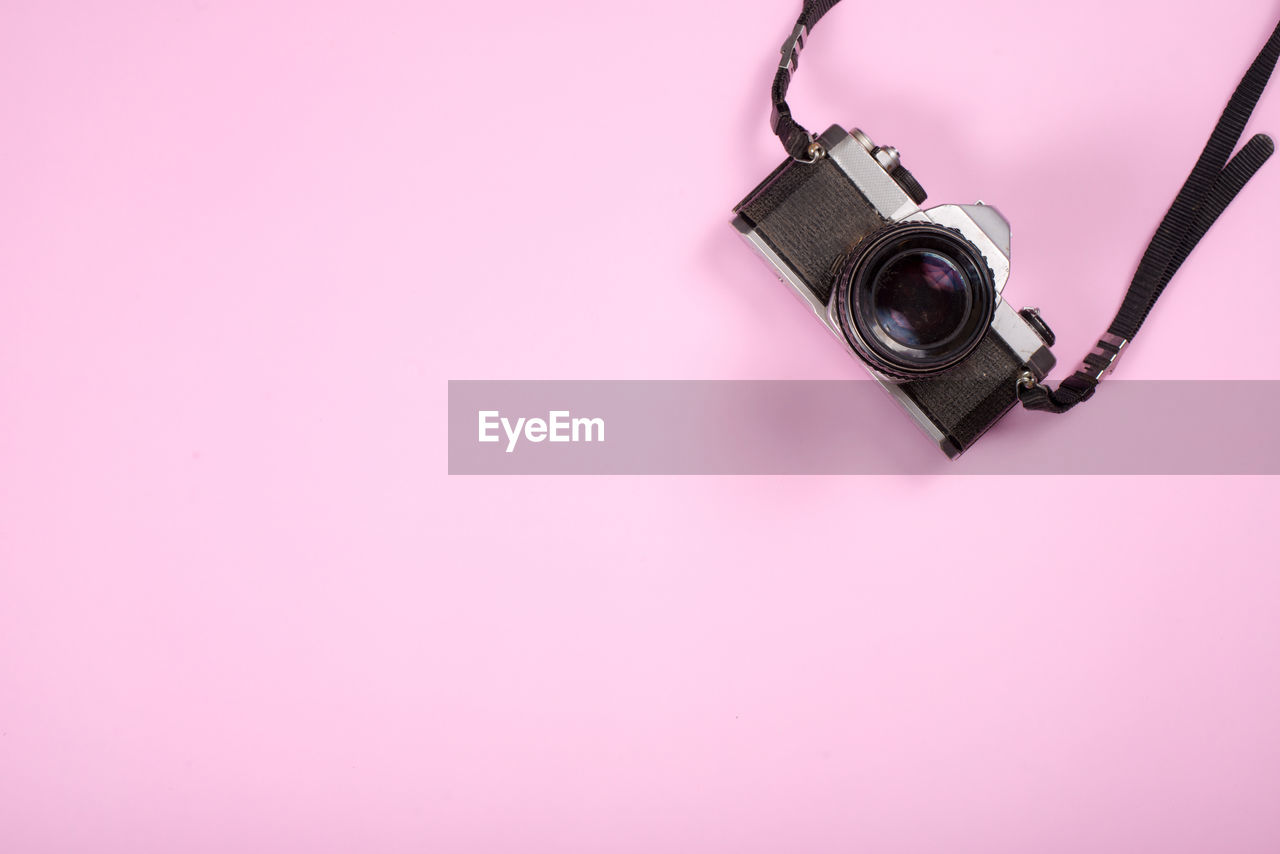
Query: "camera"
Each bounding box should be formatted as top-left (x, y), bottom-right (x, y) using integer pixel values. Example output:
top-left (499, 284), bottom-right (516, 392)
top-left (732, 124), bottom-right (1057, 457)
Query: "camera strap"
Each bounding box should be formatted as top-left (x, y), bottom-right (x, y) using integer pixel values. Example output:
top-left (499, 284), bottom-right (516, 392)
top-left (770, 1), bottom-right (842, 161)
top-left (770, 2), bottom-right (1280, 414)
top-left (1021, 19), bottom-right (1280, 413)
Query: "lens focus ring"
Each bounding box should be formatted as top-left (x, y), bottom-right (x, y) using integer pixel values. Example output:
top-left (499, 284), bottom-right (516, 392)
top-left (834, 223), bottom-right (997, 378)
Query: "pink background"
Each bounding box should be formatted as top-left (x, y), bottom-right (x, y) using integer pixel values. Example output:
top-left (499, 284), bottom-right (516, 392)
top-left (3, 1), bottom-right (1280, 851)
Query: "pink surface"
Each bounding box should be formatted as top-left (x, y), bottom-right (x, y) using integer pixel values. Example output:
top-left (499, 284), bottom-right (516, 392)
top-left (3, 1), bottom-right (1280, 851)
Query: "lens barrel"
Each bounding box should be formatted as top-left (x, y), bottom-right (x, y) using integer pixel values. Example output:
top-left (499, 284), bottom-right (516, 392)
top-left (834, 223), bottom-right (996, 378)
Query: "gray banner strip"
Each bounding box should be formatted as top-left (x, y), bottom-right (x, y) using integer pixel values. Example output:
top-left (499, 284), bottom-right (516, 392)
top-left (448, 381), bottom-right (1280, 474)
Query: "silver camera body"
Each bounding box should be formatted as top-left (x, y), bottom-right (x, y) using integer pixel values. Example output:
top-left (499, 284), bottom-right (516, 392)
top-left (732, 125), bottom-right (1057, 457)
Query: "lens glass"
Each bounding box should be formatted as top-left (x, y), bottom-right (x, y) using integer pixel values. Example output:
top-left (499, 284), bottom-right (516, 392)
top-left (837, 222), bottom-right (997, 377)
top-left (871, 250), bottom-right (969, 348)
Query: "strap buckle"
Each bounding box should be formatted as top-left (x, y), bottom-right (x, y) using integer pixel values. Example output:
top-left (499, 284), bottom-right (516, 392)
top-left (779, 24), bottom-right (808, 74)
top-left (1077, 333), bottom-right (1129, 381)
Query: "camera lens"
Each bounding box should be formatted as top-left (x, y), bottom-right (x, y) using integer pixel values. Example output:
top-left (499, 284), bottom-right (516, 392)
top-left (835, 223), bottom-right (996, 377)
top-left (871, 250), bottom-right (970, 348)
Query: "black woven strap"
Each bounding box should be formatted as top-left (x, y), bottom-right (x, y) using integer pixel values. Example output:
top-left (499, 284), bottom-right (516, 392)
top-left (770, 0), bottom-right (842, 160)
top-left (1020, 19), bottom-right (1280, 413)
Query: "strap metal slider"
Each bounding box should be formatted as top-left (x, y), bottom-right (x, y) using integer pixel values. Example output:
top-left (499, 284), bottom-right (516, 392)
top-left (1077, 333), bottom-right (1129, 381)
top-left (779, 24), bottom-right (808, 74)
